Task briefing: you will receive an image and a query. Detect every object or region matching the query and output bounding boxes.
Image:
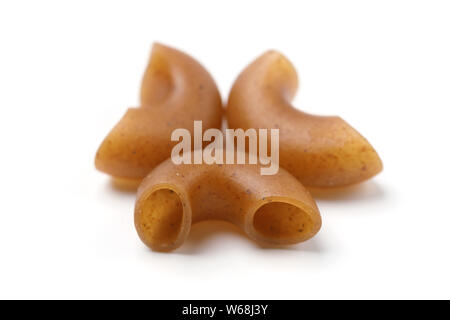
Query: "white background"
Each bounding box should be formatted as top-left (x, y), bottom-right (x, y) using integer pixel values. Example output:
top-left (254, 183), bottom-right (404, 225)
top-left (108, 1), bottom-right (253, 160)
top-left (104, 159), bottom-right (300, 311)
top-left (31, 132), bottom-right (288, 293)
top-left (1, 0), bottom-right (449, 299)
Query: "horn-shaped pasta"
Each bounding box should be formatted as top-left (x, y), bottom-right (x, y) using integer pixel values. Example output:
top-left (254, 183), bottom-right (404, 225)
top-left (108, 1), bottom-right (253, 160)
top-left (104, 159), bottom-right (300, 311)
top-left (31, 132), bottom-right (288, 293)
top-left (135, 152), bottom-right (321, 252)
top-left (226, 51), bottom-right (382, 188)
top-left (95, 43), bottom-right (223, 181)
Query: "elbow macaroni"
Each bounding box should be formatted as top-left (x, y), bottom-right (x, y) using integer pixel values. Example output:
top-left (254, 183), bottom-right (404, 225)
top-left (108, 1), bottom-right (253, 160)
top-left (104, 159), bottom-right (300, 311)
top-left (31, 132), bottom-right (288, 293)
top-left (95, 43), bottom-right (223, 182)
top-left (135, 151), bottom-right (321, 252)
top-left (95, 44), bottom-right (383, 252)
top-left (226, 50), bottom-right (383, 188)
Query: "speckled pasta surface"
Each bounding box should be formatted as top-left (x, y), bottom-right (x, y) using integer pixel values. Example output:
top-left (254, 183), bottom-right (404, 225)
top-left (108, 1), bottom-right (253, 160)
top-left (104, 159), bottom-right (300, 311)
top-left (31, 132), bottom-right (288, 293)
top-left (135, 153), bottom-right (321, 252)
top-left (226, 51), bottom-right (383, 188)
top-left (95, 43), bottom-right (223, 181)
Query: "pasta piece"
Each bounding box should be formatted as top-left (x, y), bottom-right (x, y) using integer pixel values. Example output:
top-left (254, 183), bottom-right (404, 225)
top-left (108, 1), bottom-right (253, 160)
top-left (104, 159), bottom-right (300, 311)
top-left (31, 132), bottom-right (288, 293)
top-left (95, 43), bottom-right (223, 182)
top-left (226, 50), bottom-right (382, 188)
top-left (135, 151), bottom-right (321, 251)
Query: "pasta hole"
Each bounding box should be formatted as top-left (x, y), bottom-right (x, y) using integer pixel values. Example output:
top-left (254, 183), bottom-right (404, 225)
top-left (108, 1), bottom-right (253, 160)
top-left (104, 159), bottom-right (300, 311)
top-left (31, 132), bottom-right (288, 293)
top-left (140, 189), bottom-right (183, 246)
top-left (253, 202), bottom-right (313, 240)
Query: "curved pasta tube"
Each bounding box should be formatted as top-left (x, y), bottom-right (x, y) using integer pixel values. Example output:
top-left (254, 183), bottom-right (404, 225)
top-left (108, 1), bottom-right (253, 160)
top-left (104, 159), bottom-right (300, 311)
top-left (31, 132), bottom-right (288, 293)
top-left (226, 51), bottom-right (382, 188)
top-left (95, 43), bottom-right (223, 181)
top-left (135, 152), bottom-right (321, 252)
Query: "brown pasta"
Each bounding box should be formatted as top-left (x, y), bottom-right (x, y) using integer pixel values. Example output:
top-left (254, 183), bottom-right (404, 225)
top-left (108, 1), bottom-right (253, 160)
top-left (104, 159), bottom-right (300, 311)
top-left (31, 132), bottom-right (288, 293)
top-left (227, 50), bottom-right (383, 188)
top-left (95, 43), bottom-right (223, 183)
top-left (135, 152), bottom-right (322, 252)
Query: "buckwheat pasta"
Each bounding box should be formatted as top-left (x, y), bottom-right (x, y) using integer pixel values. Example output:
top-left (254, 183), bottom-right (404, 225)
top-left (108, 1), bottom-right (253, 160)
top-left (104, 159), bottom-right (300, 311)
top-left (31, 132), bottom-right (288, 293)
top-left (135, 151), bottom-right (321, 251)
top-left (226, 51), bottom-right (383, 188)
top-left (95, 43), bottom-right (222, 183)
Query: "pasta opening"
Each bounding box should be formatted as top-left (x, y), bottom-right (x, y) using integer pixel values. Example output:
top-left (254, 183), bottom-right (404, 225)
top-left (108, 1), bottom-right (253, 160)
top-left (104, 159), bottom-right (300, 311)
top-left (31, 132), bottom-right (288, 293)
top-left (253, 201), bottom-right (313, 240)
top-left (140, 188), bottom-right (184, 247)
